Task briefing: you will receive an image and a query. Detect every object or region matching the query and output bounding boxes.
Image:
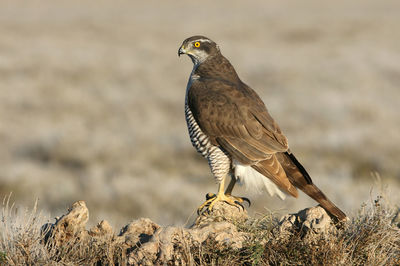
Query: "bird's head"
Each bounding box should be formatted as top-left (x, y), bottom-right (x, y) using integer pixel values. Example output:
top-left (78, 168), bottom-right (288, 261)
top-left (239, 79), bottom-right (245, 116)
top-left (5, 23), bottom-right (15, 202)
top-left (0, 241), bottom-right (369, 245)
top-left (178, 36), bottom-right (220, 65)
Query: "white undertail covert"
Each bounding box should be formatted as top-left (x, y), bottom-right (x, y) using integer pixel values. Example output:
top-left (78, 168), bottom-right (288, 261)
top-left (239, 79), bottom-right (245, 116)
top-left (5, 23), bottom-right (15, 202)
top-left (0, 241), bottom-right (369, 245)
top-left (234, 161), bottom-right (286, 199)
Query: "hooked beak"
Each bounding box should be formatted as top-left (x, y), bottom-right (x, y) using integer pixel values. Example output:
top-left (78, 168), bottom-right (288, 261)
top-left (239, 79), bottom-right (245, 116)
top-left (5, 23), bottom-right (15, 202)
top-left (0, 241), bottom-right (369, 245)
top-left (178, 45), bottom-right (186, 57)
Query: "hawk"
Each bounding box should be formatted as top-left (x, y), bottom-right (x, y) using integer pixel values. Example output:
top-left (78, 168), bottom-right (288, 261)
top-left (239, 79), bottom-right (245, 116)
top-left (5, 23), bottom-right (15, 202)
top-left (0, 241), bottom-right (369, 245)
top-left (178, 35), bottom-right (347, 221)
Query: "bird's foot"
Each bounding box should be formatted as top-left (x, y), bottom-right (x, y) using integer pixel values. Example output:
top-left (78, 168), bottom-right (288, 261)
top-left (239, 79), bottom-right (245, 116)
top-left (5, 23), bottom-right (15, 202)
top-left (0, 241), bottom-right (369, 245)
top-left (197, 192), bottom-right (251, 215)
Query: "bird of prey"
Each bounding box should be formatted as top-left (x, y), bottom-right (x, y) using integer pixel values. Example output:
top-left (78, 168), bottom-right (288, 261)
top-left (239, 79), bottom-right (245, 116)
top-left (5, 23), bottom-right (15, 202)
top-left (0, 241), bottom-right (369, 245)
top-left (178, 35), bottom-right (347, 221)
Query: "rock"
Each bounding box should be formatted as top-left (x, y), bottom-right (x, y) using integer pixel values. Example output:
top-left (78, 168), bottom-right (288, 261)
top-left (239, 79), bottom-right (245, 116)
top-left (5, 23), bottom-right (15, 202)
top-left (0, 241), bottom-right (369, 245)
top-left (43, 200), bottom-right (90, 246)
top-left (42, 200), bottom-right (250, 265)
top-left (128, 201), bottom-right (249, 265)
top-left (117, 218), bottom-right (160, 247)
top-left (193, 200), bottom-right (248, 227)
top-left (89, 220), bottom-right (114, 238)
top-left (132, 221), bottom-right (247, 264)
top-left (275, 205), bottom-right (339, 242)
top-left (41, 200), bottom-right (344, 264)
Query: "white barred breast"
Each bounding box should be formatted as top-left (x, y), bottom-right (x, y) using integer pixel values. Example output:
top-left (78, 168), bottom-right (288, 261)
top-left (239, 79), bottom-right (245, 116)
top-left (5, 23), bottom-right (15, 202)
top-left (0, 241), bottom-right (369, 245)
top-left (185, 103), bottom-right (230, 183)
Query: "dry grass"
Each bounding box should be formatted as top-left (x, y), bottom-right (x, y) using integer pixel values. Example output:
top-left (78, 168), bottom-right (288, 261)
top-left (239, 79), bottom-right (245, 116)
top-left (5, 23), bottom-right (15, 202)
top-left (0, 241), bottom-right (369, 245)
top-left (1, 194), bottom-right (399, 265)
top-left (173, 195), bottom-right (400, 265)
top-left (0, 194), bottom-right (122, 265)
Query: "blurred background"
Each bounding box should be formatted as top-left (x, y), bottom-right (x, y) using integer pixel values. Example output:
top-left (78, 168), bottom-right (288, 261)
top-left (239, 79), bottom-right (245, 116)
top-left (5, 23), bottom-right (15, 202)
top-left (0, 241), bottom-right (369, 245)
top-left (0, 0), bottom-right (399, 229)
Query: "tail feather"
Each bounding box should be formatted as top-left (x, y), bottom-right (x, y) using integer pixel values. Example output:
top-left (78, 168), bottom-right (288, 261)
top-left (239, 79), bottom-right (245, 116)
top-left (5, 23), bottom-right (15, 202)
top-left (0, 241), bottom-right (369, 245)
top-left (276, 151), bottom-right (347, 221)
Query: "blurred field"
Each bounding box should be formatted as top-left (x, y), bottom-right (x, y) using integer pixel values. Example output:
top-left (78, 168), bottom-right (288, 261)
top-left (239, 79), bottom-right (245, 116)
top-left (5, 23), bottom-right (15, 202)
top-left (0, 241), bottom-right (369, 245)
top-left (0, 0), bottom-right (399, 228)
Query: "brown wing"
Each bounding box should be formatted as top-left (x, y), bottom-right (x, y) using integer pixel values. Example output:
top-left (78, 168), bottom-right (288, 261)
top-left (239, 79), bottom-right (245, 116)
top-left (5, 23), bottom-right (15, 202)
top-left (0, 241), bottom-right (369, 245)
top-left (188, 79), bottom-right (288, 156)
top-left (187, 78), bottom-right (297, 196)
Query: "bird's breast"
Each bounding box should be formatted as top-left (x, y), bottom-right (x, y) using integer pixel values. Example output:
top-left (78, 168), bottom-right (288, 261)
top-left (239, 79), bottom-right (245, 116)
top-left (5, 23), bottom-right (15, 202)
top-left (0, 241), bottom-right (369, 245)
top-left (185, 103), bottom-right (211, 157)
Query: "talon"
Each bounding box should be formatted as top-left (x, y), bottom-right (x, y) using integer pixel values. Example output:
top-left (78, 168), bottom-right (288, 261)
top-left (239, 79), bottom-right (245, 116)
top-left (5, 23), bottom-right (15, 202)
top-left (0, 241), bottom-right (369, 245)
top-left (234, 201), bottom-right (245, 211)
top-left (242, 197), bottom-right (251, 207)
top-left (197, 196), bottom-right (215, 215)
top-left (197, 204), bottom-right (208, 215)
top-left (206, 193), bottom-right (216, 200)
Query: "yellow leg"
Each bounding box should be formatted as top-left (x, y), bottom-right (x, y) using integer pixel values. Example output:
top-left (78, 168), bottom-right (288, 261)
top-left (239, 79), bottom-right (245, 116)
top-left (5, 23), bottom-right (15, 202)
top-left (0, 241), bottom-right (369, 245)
top-left (225, 176), bottom-right (236, 195)
top-left (225, 176), bottom-right (251, 206)
top-left (206, 176), bottom-right (226, 211)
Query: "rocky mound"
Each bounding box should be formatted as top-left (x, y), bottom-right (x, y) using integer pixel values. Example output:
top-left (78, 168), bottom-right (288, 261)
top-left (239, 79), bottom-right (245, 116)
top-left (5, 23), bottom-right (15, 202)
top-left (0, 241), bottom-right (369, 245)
top-left (41, 200), bottom-right (343, 265)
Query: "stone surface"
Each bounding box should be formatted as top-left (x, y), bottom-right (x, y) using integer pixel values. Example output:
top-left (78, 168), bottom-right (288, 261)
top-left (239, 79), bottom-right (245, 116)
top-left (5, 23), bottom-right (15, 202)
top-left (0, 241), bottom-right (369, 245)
top-left (42, 200), bottom-right (342, 264)
top-left (275, 205), bottom-right (343, 243)
top-left (89, 220), bottom-right (114, 238)
top-left (193, 200), bottom-right (249, 227)
top-left (128, 201), bottom-right (249, 265)
top-left (43, 200), bottom-right (90, 246)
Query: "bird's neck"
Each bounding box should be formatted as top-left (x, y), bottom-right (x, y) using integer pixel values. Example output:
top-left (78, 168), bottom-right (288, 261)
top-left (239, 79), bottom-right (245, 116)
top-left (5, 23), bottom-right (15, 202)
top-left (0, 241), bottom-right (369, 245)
top-left (193, 54), bottom-right (240, 83)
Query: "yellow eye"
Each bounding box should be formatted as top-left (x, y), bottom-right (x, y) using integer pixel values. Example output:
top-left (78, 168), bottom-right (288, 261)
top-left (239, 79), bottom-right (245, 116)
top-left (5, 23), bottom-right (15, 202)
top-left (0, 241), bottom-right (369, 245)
top-left (194, 42), bottom-right (200, 48)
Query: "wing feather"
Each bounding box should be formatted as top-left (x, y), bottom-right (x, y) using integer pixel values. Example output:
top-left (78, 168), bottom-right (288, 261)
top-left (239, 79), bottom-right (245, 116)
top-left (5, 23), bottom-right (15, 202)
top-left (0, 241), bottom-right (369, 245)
top-left (187, 78), bottom-right (296, 196)
top-left (187, 79), bottom-right (288, 164)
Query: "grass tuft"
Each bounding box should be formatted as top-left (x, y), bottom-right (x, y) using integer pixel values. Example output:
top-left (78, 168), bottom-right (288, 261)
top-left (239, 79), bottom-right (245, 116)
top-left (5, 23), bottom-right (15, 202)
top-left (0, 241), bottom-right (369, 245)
top-left (1, 194), bottom-right (399, 265)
